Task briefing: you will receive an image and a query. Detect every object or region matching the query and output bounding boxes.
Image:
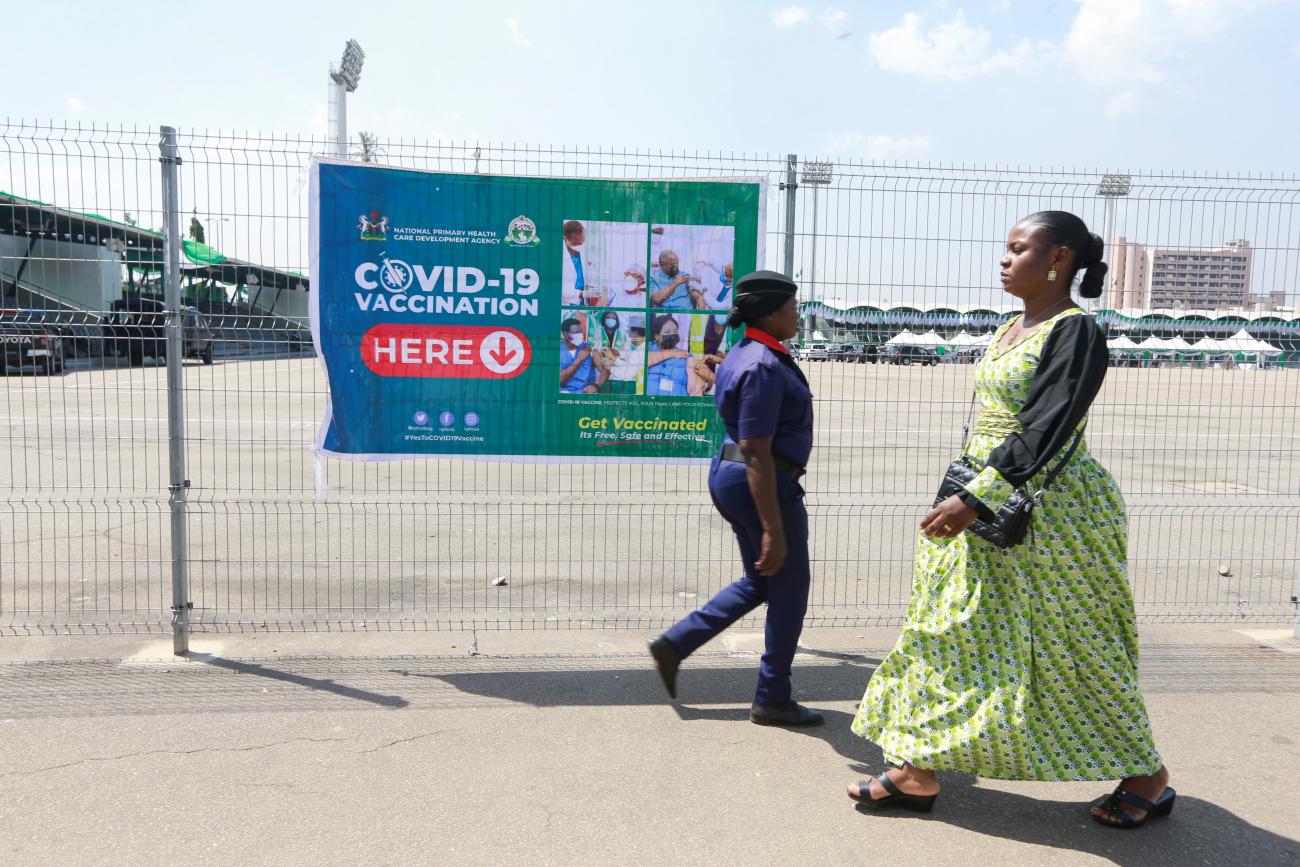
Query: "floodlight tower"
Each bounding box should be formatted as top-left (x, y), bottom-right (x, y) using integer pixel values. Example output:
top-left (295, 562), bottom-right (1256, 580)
top-left (1095, 173), bottom-right (1132, 310)
top-left (328, 39), bottom-right (366, 158)
top-left (801, 160), bottom-right (833, 342)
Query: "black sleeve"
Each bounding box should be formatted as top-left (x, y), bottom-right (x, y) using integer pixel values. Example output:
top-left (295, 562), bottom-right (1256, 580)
top-left (991, 313), bottom-right (1108, 485)
top-left (957, 314), bottom-right (1108, 514)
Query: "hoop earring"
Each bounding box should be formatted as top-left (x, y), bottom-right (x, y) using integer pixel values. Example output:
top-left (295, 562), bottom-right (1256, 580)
top-left (1047, 268), bottom-right (1058, 282)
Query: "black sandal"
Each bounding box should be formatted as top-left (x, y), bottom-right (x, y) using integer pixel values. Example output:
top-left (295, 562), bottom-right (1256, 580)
top-left (1090, 785), bottom-right (1176, 829)
top-left (848, 771), bottom-right (938, 813)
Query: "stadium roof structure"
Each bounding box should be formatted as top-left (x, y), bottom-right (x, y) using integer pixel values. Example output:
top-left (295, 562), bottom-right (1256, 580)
top-left (800, 298), bottom-right (1300, 335)
top-left (0, 191), bottom-right (307, 292)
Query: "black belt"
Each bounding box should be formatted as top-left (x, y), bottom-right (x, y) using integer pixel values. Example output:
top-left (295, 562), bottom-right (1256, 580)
top-left (720, 443), bottom-right (806, 480)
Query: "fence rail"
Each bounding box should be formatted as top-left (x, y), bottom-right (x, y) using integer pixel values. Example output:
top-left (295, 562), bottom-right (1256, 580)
top-left (1, 122), bottom-right (1297, 639)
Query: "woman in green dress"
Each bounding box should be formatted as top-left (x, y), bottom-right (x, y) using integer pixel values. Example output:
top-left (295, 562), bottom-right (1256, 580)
top-left (847, 211), bottom-right (1175, 829)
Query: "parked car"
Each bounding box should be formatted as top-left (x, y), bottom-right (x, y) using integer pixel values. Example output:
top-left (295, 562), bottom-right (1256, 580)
top-left (828, 343), bottom-right (879, 363)
top-left (0, 309), bottom-right (65, 375)
top-left (802, 342), bottom-right (832, 361)
top-left (828, 343), bottom-right (856, 362)
top-left (101, 298), bottom-right (215, 366)
top-left (884, 345), bottom-right (939, 366)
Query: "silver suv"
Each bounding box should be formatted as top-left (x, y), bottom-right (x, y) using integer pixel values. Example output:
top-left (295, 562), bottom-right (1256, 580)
top-left (802, 342), bottom-right (832, 361)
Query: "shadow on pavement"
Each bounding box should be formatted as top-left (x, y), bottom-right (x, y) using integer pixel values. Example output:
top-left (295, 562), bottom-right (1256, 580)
top-left (854, 779), bottom-right (1299, 866)
top-left (408, 659), bottom-right (881, 765)
top-left (403, 658), bottom-right (875, 712)
top-left (184, 652), bottom-right (409, 708)
top-left (419, 659), bottom-right (1299, 863)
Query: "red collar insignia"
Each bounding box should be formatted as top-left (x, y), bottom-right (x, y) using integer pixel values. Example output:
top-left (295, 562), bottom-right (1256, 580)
top-left (745, 326), bottom-right (789, 355)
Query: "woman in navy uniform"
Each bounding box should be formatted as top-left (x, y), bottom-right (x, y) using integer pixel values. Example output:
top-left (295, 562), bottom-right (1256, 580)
top-left (649, 270), bottom-right (822, 727)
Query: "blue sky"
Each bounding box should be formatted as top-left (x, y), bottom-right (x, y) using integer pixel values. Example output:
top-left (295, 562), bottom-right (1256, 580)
top-left (5, 0), bottom-right (1299, 172)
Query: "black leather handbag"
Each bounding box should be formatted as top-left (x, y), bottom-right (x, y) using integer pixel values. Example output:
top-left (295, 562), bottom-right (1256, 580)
top-left (934, 413), bottom-right (1085, 549)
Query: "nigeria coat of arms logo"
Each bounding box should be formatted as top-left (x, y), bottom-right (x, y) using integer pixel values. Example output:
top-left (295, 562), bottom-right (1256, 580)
top-left (358, 210), bottom-right (388, 241)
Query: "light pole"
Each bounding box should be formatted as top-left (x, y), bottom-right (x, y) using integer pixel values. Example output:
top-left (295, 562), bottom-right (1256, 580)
top-left (328, 39), bottom-right (366, 158)
top-left (801, 160), bottom-right (833, 342)
top-left (209, 216), bottom-right (231, 253)
top-left (1096, 173), bottom-right (1132, 310)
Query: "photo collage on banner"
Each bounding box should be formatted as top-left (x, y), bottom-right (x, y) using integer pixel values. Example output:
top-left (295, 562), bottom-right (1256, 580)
top-left (312, 161), bottom-right (764, 460)
top-left (560, 220), bottom-right (736, 399)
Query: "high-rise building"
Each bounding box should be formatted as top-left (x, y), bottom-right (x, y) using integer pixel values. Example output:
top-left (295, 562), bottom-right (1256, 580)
top-left (1108, 236), bottom-right (1150, 309)
top-left (1148, 240), bottom-right (1253, 309)
top-left (1248, 290), bottom-right (1287, 311)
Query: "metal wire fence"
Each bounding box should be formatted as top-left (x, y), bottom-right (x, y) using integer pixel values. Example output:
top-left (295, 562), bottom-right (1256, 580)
top-left (1, 121), bottom-right (1296, 637)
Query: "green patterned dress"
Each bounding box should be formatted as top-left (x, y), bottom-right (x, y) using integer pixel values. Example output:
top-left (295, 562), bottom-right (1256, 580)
top-left (851, 308), bottom-right (1162, 781)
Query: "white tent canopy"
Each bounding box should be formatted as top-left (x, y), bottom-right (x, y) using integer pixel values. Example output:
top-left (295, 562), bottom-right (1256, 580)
top-left (885, 330), bottom-right (927, 346)
top-left (1223, 329), bottom-right (1283, 354)
top-left (949, 331), bottom-right (995, 347)
top-left (1137, 337), bottom-right (1178, 351)
top-left (1107, 335), bottom-right (1140, 350)
top-left (1191, 332), bottom-right (1282, 355)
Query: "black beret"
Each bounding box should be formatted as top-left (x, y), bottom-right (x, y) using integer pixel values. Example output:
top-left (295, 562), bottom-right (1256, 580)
top-left (735, 269), bottom-right (798, 299)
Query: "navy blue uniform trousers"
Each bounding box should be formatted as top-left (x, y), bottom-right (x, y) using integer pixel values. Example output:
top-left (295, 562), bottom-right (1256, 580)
top-left (662, 455), bottom-right (811, 707)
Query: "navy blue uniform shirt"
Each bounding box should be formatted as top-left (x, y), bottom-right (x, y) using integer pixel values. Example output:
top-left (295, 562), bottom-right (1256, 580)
top-left (714, 332), bottom-right (814, 467)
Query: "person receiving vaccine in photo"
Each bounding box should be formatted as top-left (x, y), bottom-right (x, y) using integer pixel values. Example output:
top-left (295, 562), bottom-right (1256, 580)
top-left (649, 251), bottom-right (694, 309)
top-left (604, 267), bottom-right (647, 308)
top-left (560, 316), bottom-right (608, 394)
top-left (646, 315), bottom-right (689, 395)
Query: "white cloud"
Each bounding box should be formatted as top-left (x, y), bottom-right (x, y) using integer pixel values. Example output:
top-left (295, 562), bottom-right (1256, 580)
top-left (825, 132), bottom-right (932, 160)
top-left (1065, 0), bottom-right (1264, 88)
top-left (991, 0), bottom-right (1011, 11)
top-left (868, 11), bottom-right (1046, 80)
top-left (1104, 91), bottom-right (1143, 117)
top-left (772, 5), bottom-right (811, 28)
top-left (819, 7), bottom-right (849, 34)
top-left (504, 17), bottom-right (530, 48)
top-left (66, 97), bottom-right (86, 112)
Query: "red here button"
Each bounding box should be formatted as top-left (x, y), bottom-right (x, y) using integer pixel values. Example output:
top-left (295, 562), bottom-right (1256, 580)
top-left (360, 324), bottom-right (532, 379)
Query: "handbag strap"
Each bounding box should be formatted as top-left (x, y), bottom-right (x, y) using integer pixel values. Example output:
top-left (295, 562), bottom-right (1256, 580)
top-left (961, 392), bottom-right (977, 449)
top-left (1035, 422), bottom-right (1086, 496)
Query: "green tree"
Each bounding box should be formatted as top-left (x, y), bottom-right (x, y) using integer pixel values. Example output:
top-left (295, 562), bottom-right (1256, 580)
top-left (189, 214), bottom-right (205, 244)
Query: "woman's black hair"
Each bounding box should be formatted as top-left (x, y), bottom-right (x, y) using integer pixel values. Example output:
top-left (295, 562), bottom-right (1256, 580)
top-left (561, 317), bottom-right (581, 334)
top-left (725, 292), bottom-right (790, 329)
top-left (1020, 210), bottom-right (1109, 298)
top-left (649, 314), bottom-right (677, 340)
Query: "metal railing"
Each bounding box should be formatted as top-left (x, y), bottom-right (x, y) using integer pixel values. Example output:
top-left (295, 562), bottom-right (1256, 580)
top-left (1, 121), bottom-right (1297, 641)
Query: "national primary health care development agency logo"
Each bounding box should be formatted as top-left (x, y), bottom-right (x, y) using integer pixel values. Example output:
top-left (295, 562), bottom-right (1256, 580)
top-left (503, 215), bottom-right (540, 246)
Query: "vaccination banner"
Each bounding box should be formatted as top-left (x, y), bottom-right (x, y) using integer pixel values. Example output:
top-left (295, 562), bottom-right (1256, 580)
top-left (309, 160), bottom-right (766, 461)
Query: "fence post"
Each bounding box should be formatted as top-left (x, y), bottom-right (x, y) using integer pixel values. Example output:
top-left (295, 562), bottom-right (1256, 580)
top-left (159, 125), bottom-right (191, 655)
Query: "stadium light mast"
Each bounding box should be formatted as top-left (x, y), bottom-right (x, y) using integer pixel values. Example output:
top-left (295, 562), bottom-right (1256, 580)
top-left (328, 39), bottom-right (366, 158)
top-left (801, 160), bottom-right (833, 342)
top-left (1095, 173), bottom-right (1132, 310)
